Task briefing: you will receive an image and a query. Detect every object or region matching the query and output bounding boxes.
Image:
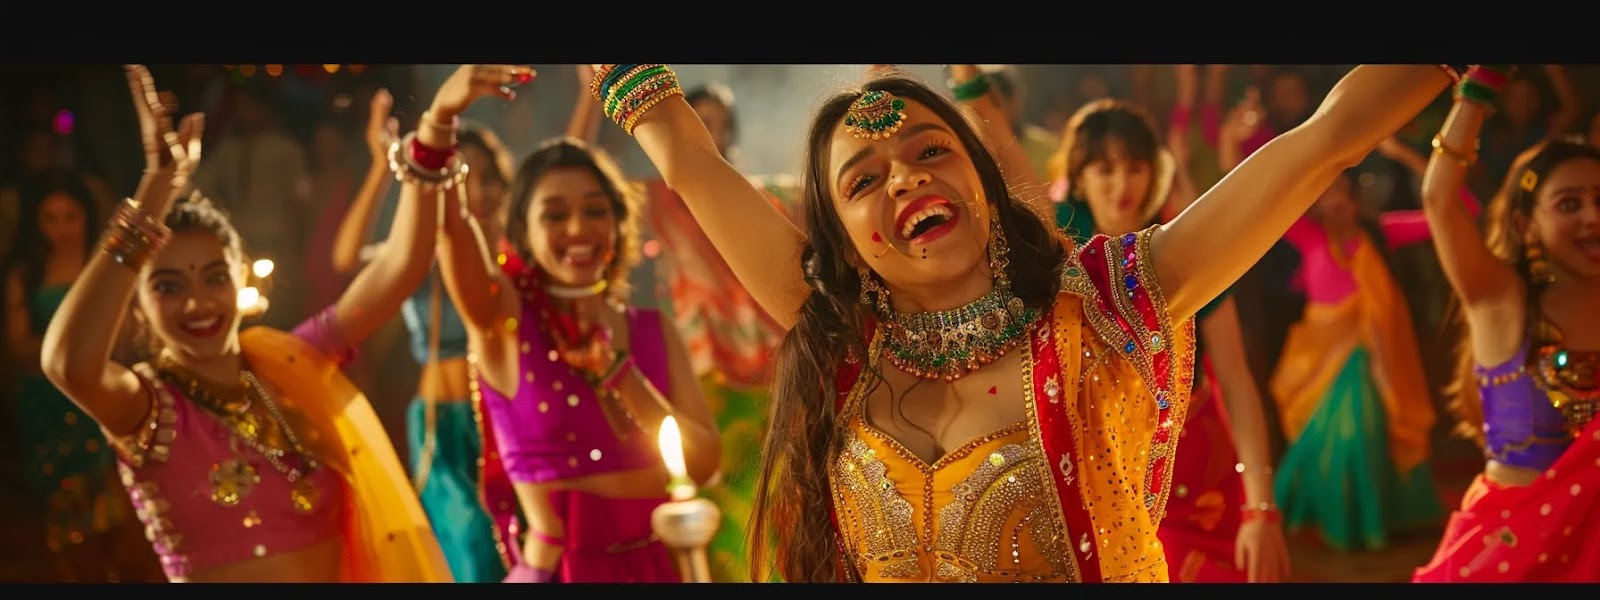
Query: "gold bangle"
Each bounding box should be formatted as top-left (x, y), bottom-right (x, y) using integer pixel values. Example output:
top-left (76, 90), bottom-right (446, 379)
top-left (623, 88), bottom-right (683, 136)
top-left (1234, 462), bottom-right (1274, 476)
top-left (1431, 134), bottom-right (1478, 168)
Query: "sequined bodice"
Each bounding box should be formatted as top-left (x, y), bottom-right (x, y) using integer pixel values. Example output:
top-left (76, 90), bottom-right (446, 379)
top-left (111, 364), bottom-right (346, 579)
top-left (832, 411), bottom-right (1073, 583)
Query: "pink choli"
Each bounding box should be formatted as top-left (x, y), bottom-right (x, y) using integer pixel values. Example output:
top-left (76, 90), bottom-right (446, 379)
top-left (109, 307), bottom-right (353, 580)
top-left (1284, 189), bottom-right (1482, 305)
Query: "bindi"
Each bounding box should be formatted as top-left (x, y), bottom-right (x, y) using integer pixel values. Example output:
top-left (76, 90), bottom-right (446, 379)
top-left (187, 263), bottom-right (197, 273)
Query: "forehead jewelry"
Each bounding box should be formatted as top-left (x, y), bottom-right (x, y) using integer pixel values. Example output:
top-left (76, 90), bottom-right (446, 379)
top-left (844, 90), bottom-right (907, 140)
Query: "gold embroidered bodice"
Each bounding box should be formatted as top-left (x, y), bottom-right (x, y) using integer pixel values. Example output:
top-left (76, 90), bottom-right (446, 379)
top-left (831, 403), bottom-right (1076, 582)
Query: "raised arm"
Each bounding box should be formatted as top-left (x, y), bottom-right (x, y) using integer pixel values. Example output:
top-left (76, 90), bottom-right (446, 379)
top-left (1423, 67), bottom-right (1526, 359)
top-left (598, 64), bottom-right (808, 329)
top-left (947, 65), bottom-right (1047, 212)
top-left (426, 65), bottom-right (531, 336)
top-left (40, 65), bottom-right (201, 436)
top-left (1541, 65), bottom-right (1580, 141)
top-left (329, 89), bottom-right (399, 275)
top-left (566, 64), bottom-right (603, 146)
top-left (1154, 65), bottom-right (1455, 320)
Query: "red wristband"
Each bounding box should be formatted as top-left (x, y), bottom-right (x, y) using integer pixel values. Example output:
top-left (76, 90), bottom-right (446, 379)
top-left (409, 136), bottom-right (455, 170)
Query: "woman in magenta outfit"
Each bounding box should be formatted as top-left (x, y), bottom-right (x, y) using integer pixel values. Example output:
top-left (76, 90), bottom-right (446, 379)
top-left (435, 123), bottom-right (721, 581)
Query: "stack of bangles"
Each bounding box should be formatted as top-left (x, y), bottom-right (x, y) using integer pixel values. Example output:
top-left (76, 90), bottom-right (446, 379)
top-left (591, 64), bottom-right (684, 136)
top-left (388, 112), bottom-right (469, 189)
top-left (1240, 501), bottom-right (1282, 524)
top-left (949, 74), bottom-right (990, 103)
top-left (1431, 65), bottom-right (1515, 168)
top-left (587, 349), bottom-right (636, 395)
top-left (101, 198), bottom-right (173, 271)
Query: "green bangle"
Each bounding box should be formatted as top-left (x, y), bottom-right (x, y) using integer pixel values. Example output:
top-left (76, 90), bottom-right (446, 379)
top-left (951, 76), bottom-right (991, 102)
top-left (1456, 80), bottom-right (1498, 106)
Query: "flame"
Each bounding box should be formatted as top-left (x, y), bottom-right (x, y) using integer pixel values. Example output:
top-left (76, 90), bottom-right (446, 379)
top-left (658, 416), bottom-right (688, 481)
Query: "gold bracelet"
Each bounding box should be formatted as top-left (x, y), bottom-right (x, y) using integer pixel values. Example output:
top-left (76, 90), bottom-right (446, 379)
top-left (1234, 462), bottom-right (1275, 476)
top-left (1431, 134), bottom-right (1479, 168)
top-left (100, 198), bottom-right (172, 271)
top-left (623, 87), bottom-right (684, 136)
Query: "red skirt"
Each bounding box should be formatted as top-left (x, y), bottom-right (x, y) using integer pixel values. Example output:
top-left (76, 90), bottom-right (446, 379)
top-left (1412, 418), bottom-right (1600, 582)
top-left (1158, 358), bottom-right (1248, 583)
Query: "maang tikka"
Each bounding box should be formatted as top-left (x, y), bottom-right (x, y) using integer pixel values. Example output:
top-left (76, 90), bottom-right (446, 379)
top-left (844, 90), bottom-right (907, 140)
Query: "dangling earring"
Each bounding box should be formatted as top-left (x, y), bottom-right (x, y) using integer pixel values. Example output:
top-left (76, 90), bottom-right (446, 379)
top-left (987, 214), bottom-right (1013, 293)
top-left (859, 267), bottom-right (891, 318)
top-left (987, 213), bottom-right (1027, 317)
top-left (1524, 230), bottom-right (1556, 288)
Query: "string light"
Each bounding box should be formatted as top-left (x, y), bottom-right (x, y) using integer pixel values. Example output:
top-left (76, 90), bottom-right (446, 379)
top-left (323, 64), bottom-right (340, 74)
top-left (237, 287), bottom-right (261, 310)
top-left (239, 65), bottom-right (257, 77)
top-left (252, 259), bottom-right (274, 278)
top-left (265, 64), bottom-right (284, 77)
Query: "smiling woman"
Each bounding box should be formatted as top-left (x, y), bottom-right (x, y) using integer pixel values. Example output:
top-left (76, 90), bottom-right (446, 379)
top-left (594, 62), bottom-right (1459, 583)
top-left (34, 64), bottom-right (519, 583)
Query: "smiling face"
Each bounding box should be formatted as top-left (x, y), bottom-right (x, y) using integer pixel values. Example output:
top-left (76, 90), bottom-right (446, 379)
top-left (38, 191), bottom-right (88, 254)
top-left (522, 166), bottom-right (619, 288)
top-left (827, 98), bottom-right (992, 292)
top-left (136, 231), bottom-right (245, 362)
top-left (1528, 156), bottom-right (1600, 280)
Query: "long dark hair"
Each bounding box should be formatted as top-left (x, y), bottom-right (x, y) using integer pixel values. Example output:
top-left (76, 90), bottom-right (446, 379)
top-left (503, 136), bottom-right (642, 301)
top-left (2, 170), bottom-right (99, 308)
top-left (1445, 137), bottom-right (1600, 446)
top-left (746, 72), bottom-right (1068, 583)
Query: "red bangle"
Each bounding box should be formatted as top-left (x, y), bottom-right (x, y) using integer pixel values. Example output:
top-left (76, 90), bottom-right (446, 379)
top-left (1241, 504), bottom-right (1281, 524)
top-left (409, 136), bottom-right (455, 171)
top-left (599, 354), bottom-right (635, 391)
top-left (1465, 66), bottom-right (1509, 91)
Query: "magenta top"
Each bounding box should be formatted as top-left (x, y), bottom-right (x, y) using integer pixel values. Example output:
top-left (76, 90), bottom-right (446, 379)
top-left (110, 306), bottom-right (354, 580)
top-left (479, 305), bottom-right (670, 483)
top-left (1281, 188), bottom-right (1483, 305)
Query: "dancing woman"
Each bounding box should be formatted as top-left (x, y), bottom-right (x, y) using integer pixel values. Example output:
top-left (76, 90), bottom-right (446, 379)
top-left (1411, 66), bottom-right (1600, 582)
top-left (1264, 156), bottom-right (1482, 553)
top-left (327, 88), bottom-right (518, 583)
top-left (35, 64), bottom-right (519, 582)
top-left (592, 62), bottom-right (1456, 582)
top-left (1039, 94), bottom-right (1289, 582)
top-left (434, 90), bottom-right (721, 583)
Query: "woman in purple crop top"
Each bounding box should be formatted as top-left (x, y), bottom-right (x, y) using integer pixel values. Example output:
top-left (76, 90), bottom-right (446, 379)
top-left (37, 65), bottom-right (527, 582)
top-left (434, 128), bottom-right (721, 579)
top-left (1411, 67), bottom-right (1600, 583)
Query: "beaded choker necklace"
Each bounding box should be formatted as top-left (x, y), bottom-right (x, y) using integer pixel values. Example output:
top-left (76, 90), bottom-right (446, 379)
top-left (882, 285), bottom-right (1039, 382)
top-left (1532, 318), bottom-right (1599, 434)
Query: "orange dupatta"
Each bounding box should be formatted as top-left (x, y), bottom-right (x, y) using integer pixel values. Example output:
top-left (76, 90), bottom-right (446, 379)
top-left (240, 326), bottom-right (454, 583)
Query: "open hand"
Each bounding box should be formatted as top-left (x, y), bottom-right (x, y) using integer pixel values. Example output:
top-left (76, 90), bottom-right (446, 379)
top-left (365, 88), bottom-right (399, 159)
top-left (1234, 517), bottom-right (1291, 583)
top-left (430, 64), bottom-right (535, 118)
top-left (124, 65), bottom-right (203, 185)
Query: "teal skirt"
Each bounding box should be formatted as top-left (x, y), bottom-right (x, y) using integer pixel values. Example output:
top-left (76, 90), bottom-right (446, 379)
top-left (15, 374), bottom-right (124, 551)
top-left (1273, 347), bottom-right (1444, 551)
top-left (407, 397), bottom-right (507, 582)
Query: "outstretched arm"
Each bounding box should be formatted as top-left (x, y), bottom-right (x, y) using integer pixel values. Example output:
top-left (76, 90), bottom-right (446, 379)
top-left (1423, 67), bottom-right (1526, 365)
top-left (603, 64), bottom-right (809, 329)
top-left (1154, 65), bottom-right (1455, 321)
top-left (329, 89), bottom-right (399, 276)
top-left (41, 66), bottom-right (200, 437)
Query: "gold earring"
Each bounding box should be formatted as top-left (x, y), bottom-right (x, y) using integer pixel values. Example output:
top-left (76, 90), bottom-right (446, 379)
top-left (1524, 230), bottom-right (1556, 288)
